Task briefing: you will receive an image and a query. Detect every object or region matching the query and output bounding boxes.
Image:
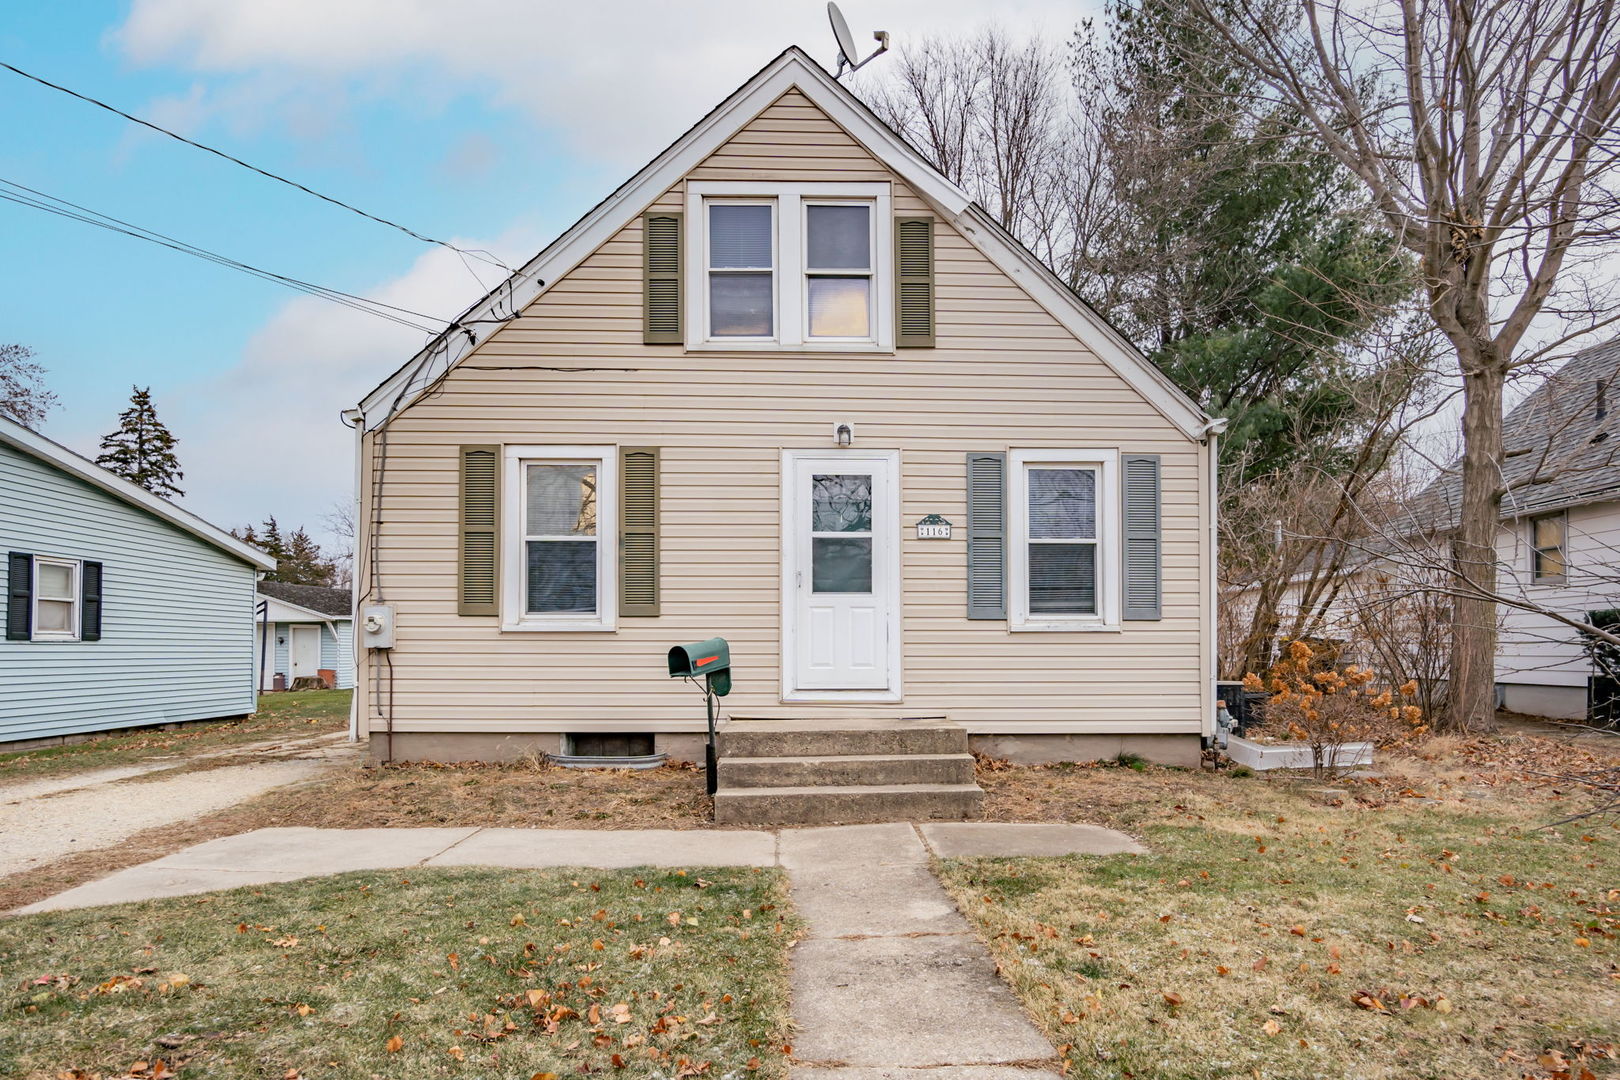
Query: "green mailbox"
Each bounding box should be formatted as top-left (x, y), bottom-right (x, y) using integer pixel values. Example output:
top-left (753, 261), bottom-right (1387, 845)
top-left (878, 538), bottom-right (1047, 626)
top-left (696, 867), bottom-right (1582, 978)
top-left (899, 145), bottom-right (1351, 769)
top-left (668, 637), bottom-right (731, 697)
top-left (669, 637), bottom-right (731, 796)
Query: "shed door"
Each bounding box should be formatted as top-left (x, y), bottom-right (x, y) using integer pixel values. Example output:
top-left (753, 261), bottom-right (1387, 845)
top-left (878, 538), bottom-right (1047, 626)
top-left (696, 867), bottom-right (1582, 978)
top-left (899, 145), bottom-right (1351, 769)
top-left (786, 452), bottom-right (899, 693)
top-left (290, 625), bottom-right (322, 679)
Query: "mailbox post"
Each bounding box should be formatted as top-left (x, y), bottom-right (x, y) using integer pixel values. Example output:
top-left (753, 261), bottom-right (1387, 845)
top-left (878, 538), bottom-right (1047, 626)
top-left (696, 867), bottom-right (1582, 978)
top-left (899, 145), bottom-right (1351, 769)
top-left (668, 637), bottom-right (731, 795)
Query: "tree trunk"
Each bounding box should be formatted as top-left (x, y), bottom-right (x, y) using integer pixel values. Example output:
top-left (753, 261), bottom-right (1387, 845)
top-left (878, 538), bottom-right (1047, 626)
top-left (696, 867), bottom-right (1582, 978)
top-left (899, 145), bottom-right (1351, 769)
top-left (1446, 358), bottom-right (1505, 732)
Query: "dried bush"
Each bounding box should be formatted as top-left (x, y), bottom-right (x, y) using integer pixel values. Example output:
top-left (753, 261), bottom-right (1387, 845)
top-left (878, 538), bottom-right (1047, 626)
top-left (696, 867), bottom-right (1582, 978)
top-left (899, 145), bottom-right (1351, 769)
top-left (1244, 640), bottom-right (1426, 776)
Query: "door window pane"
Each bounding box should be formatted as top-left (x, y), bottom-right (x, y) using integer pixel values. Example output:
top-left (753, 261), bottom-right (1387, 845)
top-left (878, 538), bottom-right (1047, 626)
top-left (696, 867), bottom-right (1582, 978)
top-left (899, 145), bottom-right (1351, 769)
top-left (710, 273), bottom-right (774, 337)
top-left (1029, 469), bottom-right (1096, 539)
top-left (813, 537), bottom-right (873, 593)
top-left (807, 205), bottom-right (870, 269)
top-left (526, 464), bottom-right (597, 536)
top-left (1028, 543), bottom-right (1097, 614)
top-left (37, 562), bottom-right (73, 599)
top-left (811, 474), bottom-right (872, 532)
top-left (709, 204), bottom-right (773, 267)
top-left (526, 540), bottom-right (598, 613)
top-left (808, 276), bottom-right (871, 338)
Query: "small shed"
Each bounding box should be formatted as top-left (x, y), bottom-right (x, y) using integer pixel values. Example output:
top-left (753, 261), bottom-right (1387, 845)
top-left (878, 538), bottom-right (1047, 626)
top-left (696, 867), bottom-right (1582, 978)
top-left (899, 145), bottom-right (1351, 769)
top-left (1, 414), bottom-right (276, 747)
top-left (256, 582), bottom-right (354, 691)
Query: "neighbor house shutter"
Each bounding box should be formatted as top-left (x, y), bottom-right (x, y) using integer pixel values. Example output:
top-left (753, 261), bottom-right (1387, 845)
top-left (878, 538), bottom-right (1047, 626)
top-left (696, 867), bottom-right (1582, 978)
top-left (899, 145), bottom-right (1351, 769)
top-left (619, 446), bottom-right (660, 616)
top-left (80, 560), bottom-right (104, 641)
top-left (1122, 454), bottom-right (1162, 621)
top-left (458, 445), bottom-right (500, 616)
top-left (895, 217), bottom-right (936, 347)
top-left (966, 453), bottom-right (1007, 619)
top-left (6, 552), bottom-right (31, 641)
top-left (643, 211), bottom-right (683, 344)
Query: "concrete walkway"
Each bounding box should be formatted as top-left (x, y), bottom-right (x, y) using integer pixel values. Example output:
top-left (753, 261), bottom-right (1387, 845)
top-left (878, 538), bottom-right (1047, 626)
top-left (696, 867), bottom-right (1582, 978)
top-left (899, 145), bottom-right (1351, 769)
top-left (11, 821), bottom-right (1143, 1076)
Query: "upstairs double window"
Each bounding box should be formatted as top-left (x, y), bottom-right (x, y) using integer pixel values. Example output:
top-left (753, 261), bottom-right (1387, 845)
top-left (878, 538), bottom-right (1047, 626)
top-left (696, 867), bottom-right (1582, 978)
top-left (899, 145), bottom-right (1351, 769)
top-left (688, 182), bottom-right (893, 350)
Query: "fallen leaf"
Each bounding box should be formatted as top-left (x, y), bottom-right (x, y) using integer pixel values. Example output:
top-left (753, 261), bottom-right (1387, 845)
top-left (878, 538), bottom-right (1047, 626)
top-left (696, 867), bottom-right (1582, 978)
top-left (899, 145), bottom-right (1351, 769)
top-left (386, 1036), bottom-right (403, 1054)
top-left (1262, 1019), bottom-right (1282, 1037)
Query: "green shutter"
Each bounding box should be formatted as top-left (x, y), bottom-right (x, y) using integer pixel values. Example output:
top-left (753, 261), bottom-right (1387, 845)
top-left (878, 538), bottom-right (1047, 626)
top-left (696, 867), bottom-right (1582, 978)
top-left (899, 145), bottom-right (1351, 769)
top-left (458, 445), bottom-right (500, 616)
top-left (81, 560), bottom-right (103, 641)
top-left (619, 446), bottom-right (660, 616)
top-left (895, 216), bottom-right (936, 347)
top-left (643, 211), bottom-right (683, 344)
top-left (1122, 454), bottom-right (1162, 621)
top-left (966, 453), bottom-right (1006, 619)
top-left (6, 552), bottom-right (32, 641)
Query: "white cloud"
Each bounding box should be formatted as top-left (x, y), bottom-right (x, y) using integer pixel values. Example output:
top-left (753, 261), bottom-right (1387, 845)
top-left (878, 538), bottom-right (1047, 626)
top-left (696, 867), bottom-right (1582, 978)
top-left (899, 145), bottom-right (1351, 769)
top-left (114, 0), bottom-right (1090, 164)
top-left (160, 225), bottom-right (538, 548)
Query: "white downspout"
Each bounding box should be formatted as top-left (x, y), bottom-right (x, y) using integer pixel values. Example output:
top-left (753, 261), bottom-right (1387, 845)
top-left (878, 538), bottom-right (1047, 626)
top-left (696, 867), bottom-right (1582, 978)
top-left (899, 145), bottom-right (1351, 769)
top-left (343, 407), bottom-right (364, 743)
top-left (1202, 417), bottom-right (1227, 741)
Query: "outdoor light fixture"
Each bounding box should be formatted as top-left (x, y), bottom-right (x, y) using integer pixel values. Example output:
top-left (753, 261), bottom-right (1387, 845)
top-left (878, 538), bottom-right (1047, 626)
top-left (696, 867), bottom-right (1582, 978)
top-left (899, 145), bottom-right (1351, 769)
top-left (833, 421), bottom-right (854, 447)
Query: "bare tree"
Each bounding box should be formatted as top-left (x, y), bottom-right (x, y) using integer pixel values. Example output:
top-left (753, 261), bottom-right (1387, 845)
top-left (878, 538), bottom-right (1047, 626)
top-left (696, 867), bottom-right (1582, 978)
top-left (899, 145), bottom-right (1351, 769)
top-left (0, 343), bottom-right (57, 428)
top-left (1184, 0), bottom-right (1620, 731)
top-left (321, 499), bottom-right (356, 590)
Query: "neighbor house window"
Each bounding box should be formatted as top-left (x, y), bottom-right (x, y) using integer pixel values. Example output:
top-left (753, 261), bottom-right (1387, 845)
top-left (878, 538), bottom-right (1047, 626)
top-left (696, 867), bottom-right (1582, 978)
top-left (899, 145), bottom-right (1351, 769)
top-left (688, 182), bottom-right (891, 349)
top-left (501, 446), bottom-right (617, 631)
top-left (32, 556), bottom-right (79, 641)
top-left (1531, 512), bottom-right (1567, 583)
top-left (1009, 449), bottom-right (1119, 630)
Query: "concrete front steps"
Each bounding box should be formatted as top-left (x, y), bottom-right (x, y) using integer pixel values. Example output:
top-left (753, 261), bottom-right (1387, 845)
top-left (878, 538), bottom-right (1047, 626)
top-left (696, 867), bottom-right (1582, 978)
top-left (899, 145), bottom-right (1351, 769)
top-left (713, 718), bottom-right (984, 826)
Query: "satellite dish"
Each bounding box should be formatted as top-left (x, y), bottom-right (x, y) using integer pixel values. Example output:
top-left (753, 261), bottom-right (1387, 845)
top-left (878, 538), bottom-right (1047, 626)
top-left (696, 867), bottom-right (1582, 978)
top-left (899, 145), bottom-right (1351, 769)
top-left (827, 2), bottom-right (890, 79)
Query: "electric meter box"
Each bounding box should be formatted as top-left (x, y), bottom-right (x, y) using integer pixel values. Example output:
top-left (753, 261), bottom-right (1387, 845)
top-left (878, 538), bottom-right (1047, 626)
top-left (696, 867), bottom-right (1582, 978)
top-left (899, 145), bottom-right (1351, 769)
top-left (361, 604), bottom-right (395, 650)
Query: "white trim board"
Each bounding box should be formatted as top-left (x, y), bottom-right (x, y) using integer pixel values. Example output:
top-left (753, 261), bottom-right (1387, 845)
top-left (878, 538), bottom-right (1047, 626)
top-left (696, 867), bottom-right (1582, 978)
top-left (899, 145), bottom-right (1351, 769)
top-left (0, 414), bottom-right (275, 571)
top-left (354, 47), bottom-right (1212, 441)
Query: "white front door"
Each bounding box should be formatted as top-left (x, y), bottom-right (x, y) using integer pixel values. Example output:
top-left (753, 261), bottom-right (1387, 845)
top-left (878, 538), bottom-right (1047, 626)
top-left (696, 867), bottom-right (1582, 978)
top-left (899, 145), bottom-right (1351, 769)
top-left (784, 451), bottom-right (899, 695)
top-left (290, 625), bottom-right (322, 679)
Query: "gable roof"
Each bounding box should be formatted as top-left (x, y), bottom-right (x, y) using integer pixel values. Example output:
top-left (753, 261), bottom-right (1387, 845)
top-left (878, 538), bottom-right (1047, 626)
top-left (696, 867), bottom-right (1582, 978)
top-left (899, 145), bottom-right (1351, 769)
top-left (258, 580), bottom-right (353, 618)
top-left (357, 47), bottom-right (1215, 441)
top-left (1406, 337), bottom-right (1620, 528)
top-left (0, 413), bottom-right (276, 571)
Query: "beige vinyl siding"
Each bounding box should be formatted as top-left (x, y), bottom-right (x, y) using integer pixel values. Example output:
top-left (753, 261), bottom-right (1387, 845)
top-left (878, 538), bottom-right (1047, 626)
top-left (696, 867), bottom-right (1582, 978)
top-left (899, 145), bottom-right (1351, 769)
top-left (358, 89), bottom-right (1211, 737)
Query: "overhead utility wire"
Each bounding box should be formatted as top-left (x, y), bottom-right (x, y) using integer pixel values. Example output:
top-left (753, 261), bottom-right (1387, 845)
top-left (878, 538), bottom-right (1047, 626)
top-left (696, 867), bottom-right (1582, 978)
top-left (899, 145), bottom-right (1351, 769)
top-left (0, 176), bottom-right (449, 334)
top-left (0, 59), bottom-right (516, 276)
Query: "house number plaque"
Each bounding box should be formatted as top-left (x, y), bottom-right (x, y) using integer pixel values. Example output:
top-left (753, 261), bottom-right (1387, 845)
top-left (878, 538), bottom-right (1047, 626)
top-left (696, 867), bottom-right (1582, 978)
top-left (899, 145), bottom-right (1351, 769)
top-left (916, 514), bottom-right (952, 539)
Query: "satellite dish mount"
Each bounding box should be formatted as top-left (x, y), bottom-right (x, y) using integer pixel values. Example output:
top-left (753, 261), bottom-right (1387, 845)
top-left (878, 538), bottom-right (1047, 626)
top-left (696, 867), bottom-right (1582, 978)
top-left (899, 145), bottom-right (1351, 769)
top-left (827, 2), bottom-right (889, 79)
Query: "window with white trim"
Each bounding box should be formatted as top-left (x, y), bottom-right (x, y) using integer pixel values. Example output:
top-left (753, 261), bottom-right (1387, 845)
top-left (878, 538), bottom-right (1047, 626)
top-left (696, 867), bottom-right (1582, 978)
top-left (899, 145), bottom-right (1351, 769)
top-left (33, 556), bottom-right (80, 641)
top-left (688, 182), bottom-right (892, 349)
top-left (502, 446), bottom-right (617, 631)
top-left (1009, 449), bottom-right (1119, 630)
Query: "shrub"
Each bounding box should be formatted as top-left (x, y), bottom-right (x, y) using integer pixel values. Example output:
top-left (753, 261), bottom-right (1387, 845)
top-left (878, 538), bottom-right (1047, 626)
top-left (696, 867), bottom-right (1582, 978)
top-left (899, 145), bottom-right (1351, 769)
top-left (1243, 640), bottom-right (1425, 777)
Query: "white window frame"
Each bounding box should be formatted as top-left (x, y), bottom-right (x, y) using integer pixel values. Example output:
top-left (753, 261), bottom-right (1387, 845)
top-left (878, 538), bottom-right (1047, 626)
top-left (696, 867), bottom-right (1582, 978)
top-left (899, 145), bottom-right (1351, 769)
top-left (32, 555), bottom-right (81, 642)
top-left (1009, 448), bottom-right (1121, 632)
top-left (501, 445), bottom-right (617, 632)
top-left (685, 181), bottom-right (893, 351)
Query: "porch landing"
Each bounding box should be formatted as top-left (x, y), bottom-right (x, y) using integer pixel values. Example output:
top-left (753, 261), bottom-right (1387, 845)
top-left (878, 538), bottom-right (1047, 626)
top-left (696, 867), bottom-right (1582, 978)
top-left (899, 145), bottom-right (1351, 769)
top-left (714, 718), bottom-right (984, 826)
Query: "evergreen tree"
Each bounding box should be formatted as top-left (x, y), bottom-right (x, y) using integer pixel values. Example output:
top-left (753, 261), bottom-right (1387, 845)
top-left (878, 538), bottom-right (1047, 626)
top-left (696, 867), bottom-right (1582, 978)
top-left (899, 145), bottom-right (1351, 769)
top-left (95, 386), bottom-right (185, 497)
top-left (235, 517), bottom-right (337, 586)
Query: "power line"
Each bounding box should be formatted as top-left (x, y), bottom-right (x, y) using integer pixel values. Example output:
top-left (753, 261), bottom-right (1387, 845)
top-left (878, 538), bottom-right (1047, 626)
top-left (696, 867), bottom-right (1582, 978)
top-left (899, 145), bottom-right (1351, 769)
top-left (0, 176), bottom-right (450, 334)
top-left (1, 59), bottom-right (516, 276)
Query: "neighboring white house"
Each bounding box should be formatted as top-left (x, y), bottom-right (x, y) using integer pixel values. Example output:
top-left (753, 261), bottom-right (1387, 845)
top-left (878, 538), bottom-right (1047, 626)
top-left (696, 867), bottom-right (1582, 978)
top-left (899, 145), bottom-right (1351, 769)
top-left (256, 581), bottom-right (354, 691)
top-left (1265, 339), bottom-right (1620, 721)
top-left (1, 413), bottom-right (277, 748)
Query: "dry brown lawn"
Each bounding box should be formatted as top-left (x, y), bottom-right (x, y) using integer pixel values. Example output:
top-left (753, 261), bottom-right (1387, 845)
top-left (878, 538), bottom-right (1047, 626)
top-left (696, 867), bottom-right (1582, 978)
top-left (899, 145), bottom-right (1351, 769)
top-left (938, 736), bottom-right (1620, 1080)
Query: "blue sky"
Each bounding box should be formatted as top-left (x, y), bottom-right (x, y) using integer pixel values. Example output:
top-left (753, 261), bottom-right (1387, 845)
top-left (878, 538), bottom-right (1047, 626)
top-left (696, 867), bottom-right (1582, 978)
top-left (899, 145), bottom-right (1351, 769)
top-left (1, 0), bottom-right (1081, 549)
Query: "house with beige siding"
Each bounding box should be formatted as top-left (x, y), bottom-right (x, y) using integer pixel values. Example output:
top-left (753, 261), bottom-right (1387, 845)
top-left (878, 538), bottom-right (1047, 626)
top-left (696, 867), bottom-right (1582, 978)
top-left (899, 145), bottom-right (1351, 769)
top-left (350, 48), bottom-right (1223, 804)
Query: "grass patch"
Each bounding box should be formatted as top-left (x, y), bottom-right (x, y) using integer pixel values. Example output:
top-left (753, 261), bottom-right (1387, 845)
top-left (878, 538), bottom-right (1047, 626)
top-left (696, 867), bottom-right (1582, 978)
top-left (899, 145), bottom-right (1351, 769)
top-left (1, 865), bottom-right (796, 1079)
top-left (0, 691), bottom-right (350, 786)
top-left (938, 754), bottom-right (1619, 1079)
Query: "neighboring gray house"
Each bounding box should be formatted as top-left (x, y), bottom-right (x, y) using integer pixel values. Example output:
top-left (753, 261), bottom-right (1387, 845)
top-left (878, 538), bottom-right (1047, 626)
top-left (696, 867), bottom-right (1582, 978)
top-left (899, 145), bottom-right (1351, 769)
top-left (1, 414), bottom-right (276, 747)
top-left (256, 581), bottom-right (354, 691)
